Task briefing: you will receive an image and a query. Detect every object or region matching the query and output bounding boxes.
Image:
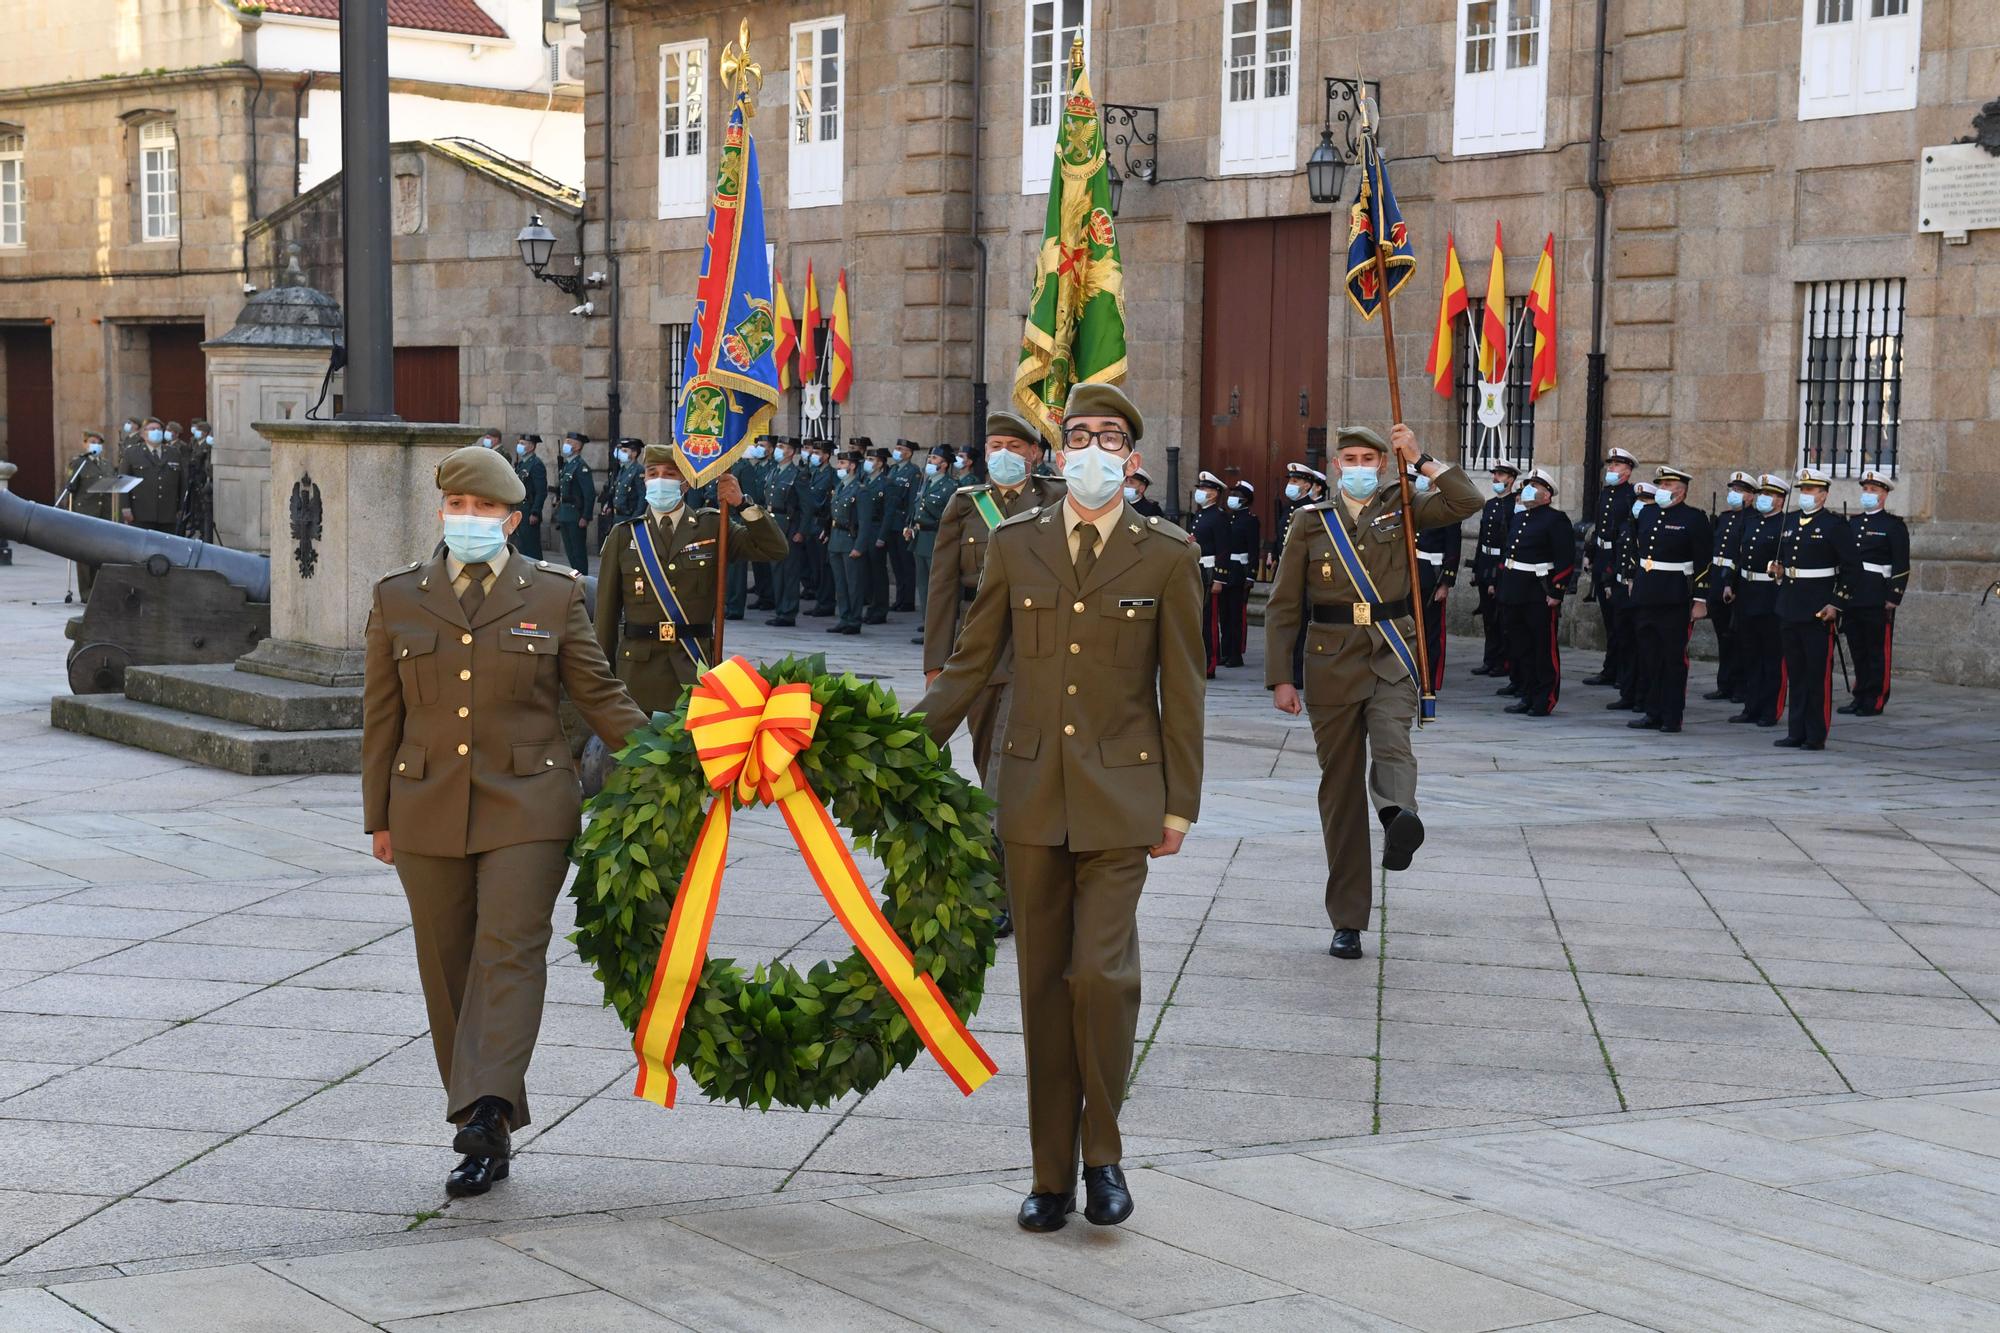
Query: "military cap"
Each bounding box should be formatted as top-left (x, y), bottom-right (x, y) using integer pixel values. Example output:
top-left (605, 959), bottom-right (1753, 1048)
top-left (1523, 466), bottom-right (1558, 492)
top-left (617, 436), bottom-right (644, 450)
top-left (1334, 425), bottom-right (1389, 453)
top-left (1606, 447), bottom-right (1638, 466)
top-left (1231, 479), bottom-right (1256, 496)
top-left (1285, 461), bottom-right (1316, 479)
top-left (1129, 465), bottom-right (1153, 486)
top-left (985, 411), bottom-right (1041, 445)
top-left (931, 442), bottom-right (957, 459)
top-left (848, 436), bottom-right (876, 450)
top-left (837, 446), bottom-right (864, 462)
top-left (1860, 468), bottom-right (1895, 491)
top-left (1794, 465), bottom-right (1832, 488)
top-left (869, 444), bottom-right (893, 460)
top-left (1305, 467), bottom-right (1329, 486)
top-left (896, 437), bottom-right (921, 451)
top-left (1196, 469), bottom-right (1225, 490)
top-left (1062, 382), bottom-right (1145, 442)
top-left (524, 433), bottom-right (543, 445)
top-left (1727, 470), bottom-right (1758, 489)
top-left (1491, 460), bottom-right (1521, 478)
top-left (1653, 464), bottom-right (1693, 484)
top-left (1757, 473), bottom-right (1790, 495)
top-left (1633, 480), bottom-right (1658, 498)
top-left (435, 444), bottom-right (526, 504)
top-left (640, 442), bottom-right (680, 468)
top-left (564, 430), bottom-right (589, 444)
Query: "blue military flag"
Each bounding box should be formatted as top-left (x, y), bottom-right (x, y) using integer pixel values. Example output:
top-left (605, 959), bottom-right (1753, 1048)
top-left (672, 83), bottom-right (781, 487)
top-left (1343, 138), bottom-right (1416, 322)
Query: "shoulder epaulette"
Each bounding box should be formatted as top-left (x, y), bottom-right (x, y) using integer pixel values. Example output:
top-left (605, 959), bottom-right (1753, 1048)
top-left (953, 483), bottom-right (992, 496)
top-left (997, 506), bottom-right (1042, 529)
top-left (1139, 514), bottom-right (1192, 542)
top-left (377, 560), bottom-right (424, 583)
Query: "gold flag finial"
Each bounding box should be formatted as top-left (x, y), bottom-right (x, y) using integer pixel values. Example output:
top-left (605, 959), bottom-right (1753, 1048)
top-left (722, 19), bottom-right (763, 113)
top-left (1069, 32), bottom-right (1084, 73)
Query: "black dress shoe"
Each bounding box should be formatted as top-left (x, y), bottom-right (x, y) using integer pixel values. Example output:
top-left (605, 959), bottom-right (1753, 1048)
top-left (825, 624), bottom-right (849, 634)
top-left (1628, 716), bottom-right (1663, 730)
top-left (909, 635), bottom-right (925, 645)
top-left (1803, 740), bottom-right (1825, 751)
top-left (1527, 706), bottom-right (1553, 717)
top-left (1329, 928), bottom-right (1363, 959)
top-left (806, 608), bottom-right (835, 618)
top-left (1774, 736), bottom-right (1805, 748)
top-left (1495, 684), bottom-right (1520, 697)
top-left (1380, 807), bottom-right (1425, 872)
top-left (1222, 657), bottom-right (1245, 669)
top-left (1727, 711), bottom-right (1756, 723)
top-left (1504, 700), bottom-right (1532, 714)
top-left (725, 612), bottom-right (745, 621)
top-left (1837, 702), bottom-right (1859, 715)
top-left (863, 616), bottom-right (888, 626)
top-left (1581, 672), bottom-right (1613, 686)
top-left (1701, 689), bottom-right (1732, 701)
top-left (1083, 1165), bottom-right (1134, 1226)
top-left (1469, 665), bottom-right (1494, 677)
top-left (752, 601), bottom-right (776, 611)
top-left (893, 603), bottom-right (917, 614)
top-left (1756, 718), bottom-right (1779, 728)
top-left (1661, 722), bottom-right (1681, 733)
top-left (1851, 707), bottom-right (1880, 717)
top-left (1017, 1190), bottom-right (1075, 1232)
top-left (840, 625), bottom-right (862, 635)
top-left (446, 1153), bottom-right (509, 1198)
top-left (994, 909), bottom-right (1013, 940)
top-left (766, 618), bottom-right (796, 628)
top-left (1606, 698), bottom-right (1633, 710)
top-left (452, 1096), bottom-right (512, 1160)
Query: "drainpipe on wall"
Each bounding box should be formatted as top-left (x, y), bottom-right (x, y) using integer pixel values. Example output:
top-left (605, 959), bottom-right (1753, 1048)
top-left (1582, 0), bottom-right (1611, 521)
top-left (969, 0), bottom-right (988, 438)
top-left (242, 63), bottom-right (265, 290)
top-left (602, 3), bottom-right (623, 450)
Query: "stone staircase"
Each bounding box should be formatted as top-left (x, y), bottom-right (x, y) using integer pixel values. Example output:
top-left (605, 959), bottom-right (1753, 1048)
top-left (52, 662), bottom-right (363, 775)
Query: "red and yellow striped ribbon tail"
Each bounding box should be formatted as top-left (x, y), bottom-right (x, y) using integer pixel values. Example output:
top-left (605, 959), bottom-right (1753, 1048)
top-left (631, 657), bottom-right (997, 1107)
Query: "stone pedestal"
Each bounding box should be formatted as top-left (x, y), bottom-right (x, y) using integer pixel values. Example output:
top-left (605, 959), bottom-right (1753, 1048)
top-left (240, 420), bottom-right (480, 686)
top-left (203, 346), bottom-right (334, 553)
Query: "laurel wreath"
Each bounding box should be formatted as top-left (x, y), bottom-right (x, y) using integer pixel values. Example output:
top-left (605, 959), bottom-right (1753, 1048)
top-left (568, 655), bottom-right (1003, 1111)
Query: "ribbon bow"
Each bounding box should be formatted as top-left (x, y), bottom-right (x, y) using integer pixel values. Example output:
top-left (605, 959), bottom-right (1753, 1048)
top-left (631, 658), bottom-right (997, 1108)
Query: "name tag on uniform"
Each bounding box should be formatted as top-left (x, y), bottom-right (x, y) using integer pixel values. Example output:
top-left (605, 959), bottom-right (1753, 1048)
top-left (509, 624), bottom-right (552, 639)
top-left (681, 539), bottom-right (717, 557)
top-left (1368, 514), bottom-right (1404, 534)
top-left (1118, 598), bottom-right (1156, 609)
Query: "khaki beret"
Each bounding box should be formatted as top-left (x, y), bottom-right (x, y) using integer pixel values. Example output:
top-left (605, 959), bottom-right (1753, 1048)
top-left (640, 443), bottom-right (680, 469)
top-left (435, 445), bottom-right (525, 504)
top-left (1062, 382), bottom-right (1144, 441)
top-left (984, 410), bottom-right (1041, 446)
top-left (1334, 425), bottom-right (1389, 453)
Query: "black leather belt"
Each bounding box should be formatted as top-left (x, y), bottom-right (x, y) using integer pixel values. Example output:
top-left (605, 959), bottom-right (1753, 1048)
top-left (1311, 596), bottom-right (1412, 626)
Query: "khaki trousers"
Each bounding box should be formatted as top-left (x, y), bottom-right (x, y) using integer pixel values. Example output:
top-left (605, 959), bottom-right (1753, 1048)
top-left (1309, 677), bottom-right (1418, 931)
top-left (1004, 841), bottom-right (1148, 1194)
top-left (394, 840), bottom-right (571, 1128)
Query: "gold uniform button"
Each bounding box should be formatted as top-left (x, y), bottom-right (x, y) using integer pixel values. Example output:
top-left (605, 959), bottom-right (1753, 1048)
top-left (1069, 642), bottom-right (1081, 654)
top-left (399, 647), bottom-right (409, 657)
top-left (1139, 751), bottom-right (1149, 761)
top-left (1023, 597), bottom-right (1034, 608)
top-left (1063, 724), bottom-right (1075, 736)
top-left (1066, 684), bottom-right (1077, 695)
top-left (545, 759), bottom-right (555, 767)
top-left (1126, 608), bottom-right (1136, 618)
top-left (457, 706), bottom-right (469, 718)
top-left (396, 762), bottom-right (406, 772)
top-left (459, 669), bottom-right (471, 681)
top-left (667, 563), bottom-right (677, 572)
top-left (527, 644), bottom-right (536, 653)
top-left (456, 743), bottom-right (469, 756)
top-left (460, 633), bottom-right (473, 645)
top-left (1073, 601), bottom-right (1085, 612)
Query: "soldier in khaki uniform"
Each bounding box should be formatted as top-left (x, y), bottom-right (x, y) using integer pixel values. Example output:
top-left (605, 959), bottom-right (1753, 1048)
top-left (62, 430), bottom-right (115, 599)
top-left (363, 446), bottom-right (647, 1198)
top-left (919, 382), bottom-right (1205, 1235)
top-left (593, 442), bottom-right (788, 715)
top-left (1264, 425), bottom-right (1483, 961)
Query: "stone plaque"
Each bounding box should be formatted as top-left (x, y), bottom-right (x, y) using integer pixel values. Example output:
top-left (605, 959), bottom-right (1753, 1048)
top-left (1917, 144), bottom-right (2000, 235)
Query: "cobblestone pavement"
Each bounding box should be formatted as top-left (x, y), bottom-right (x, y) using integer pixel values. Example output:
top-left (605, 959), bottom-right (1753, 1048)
top-left (4, 544), bottom-right (2000, 1329)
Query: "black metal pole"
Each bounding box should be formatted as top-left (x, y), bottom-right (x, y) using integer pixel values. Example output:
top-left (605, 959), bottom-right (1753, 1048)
top-left (338, 0), bottom-right (397, 420)
top-left (1581, 0), bottom-right (1610, 519)
top-left (603, 10), bottom-right (622, 448)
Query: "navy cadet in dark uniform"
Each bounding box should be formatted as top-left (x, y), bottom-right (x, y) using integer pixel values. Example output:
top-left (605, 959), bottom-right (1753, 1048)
top-left (1468, 461), bottom-right (1520, 680)
top-left (764, 438), bottom-right (805, 627)
top-left (1609, 481), bottom-right (1654, 713)
top-left (1703, 471), bottom-right (1758, 703)
top-left (1125, 464), bottom-right (1165, 519)
top-left (860, 443), bottom-right (894, 624)
top-left (552, 432), bottom-right (597, 573)
top-left (826, 447), bottom-right (874, 635)
top-left (1219, 480), bottom-right (1260, 668)
top-left (1498, 467), bottom-right (1575, 718)
top-left (1770, 465), bottom-right (1859, 751)
top-left (1273, 462), bottom-right (1317, 564)
top-left (885, 439), bottom-right (923, 612)
top-left (1411, 468), bottom-right (1463, 698)
top-left (722, 437), bottom-right (770, 620)
top-left (1840, 468), bottom-right (1909, 717)
top-left (1620, 465), bottom-right (1712, 733)
top-left (1729, 475), bottom-right (1790, 728)
top-left (1583, 446), bottom-right (1637, 687)
top-left (1188, 470), bottom-right (1230, 679)
top-left (511, 435), bottom-right (549, 559)
top-left (807, 440), bottom-right (841, 617)
top-left (907, 444), bottom-right (958, 641)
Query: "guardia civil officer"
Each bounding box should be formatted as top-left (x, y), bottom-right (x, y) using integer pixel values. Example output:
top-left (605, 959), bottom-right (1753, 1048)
top-left (1266, 426), bottom-right (1483, 961)
top-left (1583, 447), bottom-right (1637, 687)
top-left (1840, 468), bottom-right (1908, 717)
top-left (885, 439), bottom-right (923, 612)
top-left (552, 432), bottom-right (597, 573)
top-left (1188, 471), bottom-right (1229, 678)
top-left (1124, 465), bottom-right (1164, 519)
top-left (62, 430), bottom-right (115, 599)
top-left (1468, 462), bottom-right (1520, 679)
top-left (907, 443), bottom-right (959, 638)
top-left (1411, 467), bottom-right (1463, 697)
top-left (1620, 465), bottom-right (1711, 733)
top-left (593, 444), bottom-right (787, 714)
top-left (807, 439), bottom-right (841, 617)
top-left (1729, 475), bottom-right (1789, 728)
top-left (1771, 466), bottom-right (1858, 750)
top-left (860, 443), bottom-right (894, 624)
top-left (509, 436), bottom-right (548, 559)
top-left (1704, 472), bottom-right (1758, 703)
top-left (826, 447), bottom-right (873, 634)
top-left (722, 438), bottom-right (771, 620)
top-left (1498, 467), bottom-right (1575, 717)
top-left (764, 438), bottom-right (805, 627)
top-left (363, 445), bottom-right (647, 1197)
top-left (919, 381), bottom-right (1204, 1234)
top-left (178, 419), bottom-right (215, 541)
top-left (1219, 480), bottom-right (1259, 668)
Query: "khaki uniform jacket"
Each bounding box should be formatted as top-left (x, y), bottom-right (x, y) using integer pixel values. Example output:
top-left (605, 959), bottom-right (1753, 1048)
top-left (1263, 467), bottom-right (1485, 703)
top-left (918, 501), bottom-right (1206, 852)
top-left (362, 554), bottom-right (648, 858)
top-left (921, 475), bottom-right (1068, 679)
top-left (66, 453), bottom-right (115, 519)
top-left (593, 505), bottom-right (789, 714)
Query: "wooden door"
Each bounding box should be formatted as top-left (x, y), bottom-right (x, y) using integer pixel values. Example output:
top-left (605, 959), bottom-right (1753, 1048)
top-left (148, 324), bottom-right (207, 429)
top-left (394, 345), bottom-right (461, 423)
top-left (2, 325), bottom-right (55, 503)
top-left (1200, 215), bottom-right (1329, 535)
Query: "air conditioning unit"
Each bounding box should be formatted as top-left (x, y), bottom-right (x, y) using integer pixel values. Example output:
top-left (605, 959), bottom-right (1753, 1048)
top-left (549, 30), bottom-right (584, 90)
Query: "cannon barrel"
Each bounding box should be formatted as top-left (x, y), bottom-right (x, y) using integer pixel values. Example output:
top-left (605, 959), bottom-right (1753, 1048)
top-left (0, 489), bottom-right (271, 603)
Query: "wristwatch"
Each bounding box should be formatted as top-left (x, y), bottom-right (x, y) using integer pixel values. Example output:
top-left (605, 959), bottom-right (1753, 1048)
top-left (1416, 453), bottom-right (1438, 470)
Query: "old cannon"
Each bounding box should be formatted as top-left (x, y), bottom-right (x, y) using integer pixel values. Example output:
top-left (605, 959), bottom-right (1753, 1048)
top-left (0, 488), bottom-right (271, 694)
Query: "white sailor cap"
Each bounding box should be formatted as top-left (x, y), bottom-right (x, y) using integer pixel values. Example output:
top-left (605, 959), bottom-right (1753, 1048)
top-left (1727, 470), bottom-right (1758, 489)
top-left (1794, 465), bottom-right (1833, 488)
top-left (1196, 470), bottom-right (1226, 490)
top-left (1606, 447), bottom-right (1638, 466)
top-left (1757, 473), bottom-right (1790, 495)
top-left (1859, 468), bottom-right (1895, 490)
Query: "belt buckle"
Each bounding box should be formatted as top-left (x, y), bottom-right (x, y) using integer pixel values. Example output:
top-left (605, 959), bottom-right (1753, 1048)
top-left (1353, 601), bottom-right (1372, 627)
top-left (658, 622), bottom-right (676, 643)
top-left (1642, 557), bottom-right (1654, 572)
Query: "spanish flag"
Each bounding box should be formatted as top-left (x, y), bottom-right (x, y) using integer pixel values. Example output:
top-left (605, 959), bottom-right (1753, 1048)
top-left (798, 260), bottom-right (822, 391)
top-left (1525, 233), bottom-right (1558, 401)
top-left (1478, 222), bottom-right (1508, 385)
top-left (773, 269), bottom-right (797, 394)
top-left (829, 268), bottom-right (855, 404)
top-left (1425, 233), bottom-right (1469, 399)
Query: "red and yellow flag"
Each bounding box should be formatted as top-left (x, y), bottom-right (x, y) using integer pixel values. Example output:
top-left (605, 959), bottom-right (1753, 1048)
top-left (798, 260), bottom-right (822, 390)
top-left (1525, 233), bottom-right (1558, 401)
top-left (773, 269), bottom-right (798, 394)
top-left (1478, 222), bottom-right (1509, 385)
top-left (828, 268), bottom-right (855, 404)
top-left (1425, 232), bottom-right (1470, 399)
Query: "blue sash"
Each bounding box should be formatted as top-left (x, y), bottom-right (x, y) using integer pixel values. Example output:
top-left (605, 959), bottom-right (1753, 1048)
top-left (630, 517), bottom-right (709, 674)
top-left (1318, 510), bottom-right (1435, 722)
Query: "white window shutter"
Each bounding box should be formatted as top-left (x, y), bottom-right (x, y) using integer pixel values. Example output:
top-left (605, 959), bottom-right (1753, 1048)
top-left (1799, 0), bottom-right (1920, 121)
top-left (1022, 0), bottom-right (1089, 195)
top-left (1856, 5), bottom-right (1919, 114)
top-left (1219, 0), bottom-right (1297, 176)
top-left (1453, 1), bottom-right (1546, 156)
top-left (1798, 6), bottom-right (1859, 120)
top-left (790, 17), bottom-right (845, 209)
top-left (657, 42), bottom-right (708, 220)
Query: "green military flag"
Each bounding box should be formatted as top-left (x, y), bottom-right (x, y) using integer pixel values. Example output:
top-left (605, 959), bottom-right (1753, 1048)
top-left (1014, 38), bottom-right (1127, 447)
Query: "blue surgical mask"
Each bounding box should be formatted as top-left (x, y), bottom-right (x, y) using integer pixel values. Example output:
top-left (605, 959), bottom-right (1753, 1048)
top-left (1655, 490), bottom-right (1677, 508)
top-left (146, 429), bottom-right (164, 444)
top-left (1338, 470), bottom-right (1379, 501)
top-left (442, 514), bottom-right (508, 564)
top-left (1414, 474), bottom-right (1433, 494)
top-left (1285, 482), bottom-right (1304, 501)
top-left (1123, 485), bottom-right (1140, 503)
top-left (1225, 495), bottom-right (1243, 510)
top-left (985, 449), bottom-right (1028, 487)
top-left (1860, 492), bottom-right (1881, 511)
top-left (1520, 485), bottom-right (1541, 504)
top-left (1725, 490), bottom-right (1745, 509)
top-left (515, 442), bottom-right (529, 457)
top-left (1754, 493), bottom-right (1776, 514)
top-left (1604, 469), bottom-right (1622, 486)
top-left (1491, 480), bottom-right (1508, 495)
top-left (807, 453), bottom-right (824, 468)
top-left (1061, 446), bottom-right (1126, 509)
top-left (925, 461), bottom-right (939, 476)
top-left (1798, 492), bottom-right (1821, 513)
top-left (561, 444), bottom-right (575, 457)
top-left (86, 441), bottom-right (103, 455)
top-left (747, 444), bottom-right (767, 460)
top-left (646, 478), bottom-right (683, 511)
top-left (1631, 499), bottom-right (1645, 518)
top-left (862, 458), bottom-right (878, 475)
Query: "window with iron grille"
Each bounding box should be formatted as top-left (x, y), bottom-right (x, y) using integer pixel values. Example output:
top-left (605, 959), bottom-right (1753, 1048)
top-left (1797, 278), bottom-right (1903, 478)
top-left (663, 322), bottom-right (691, 434)
top-left (1454, 294), bottom-right (1535, 472)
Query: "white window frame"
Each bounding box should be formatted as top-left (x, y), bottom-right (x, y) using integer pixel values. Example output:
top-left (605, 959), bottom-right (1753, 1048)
top-left (1021, 0), bottom-right (1090, 194)
top-left (1219, 0), bottom-right (1298, 176)
top-left (1452, 0), bottom-right (1548, 156)
top-left (139, 120), bottom-right (179, 242)
top-left (1798, 0), bottom-right (1922, 122)
top-left (789, 15), bottom-right (846, 210)
top-left (657, 39), bottom-right (709, 220)
top-left (0, 131), bottom-right (23, 247)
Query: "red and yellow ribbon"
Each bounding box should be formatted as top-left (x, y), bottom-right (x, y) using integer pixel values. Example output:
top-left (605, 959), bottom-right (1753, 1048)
top-left (631, 657), bottom-right (998, 1107)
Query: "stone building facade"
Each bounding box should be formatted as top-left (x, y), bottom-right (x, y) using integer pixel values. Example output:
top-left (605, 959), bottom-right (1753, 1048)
top-left (580, 0), bottom-right (1999, 684)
